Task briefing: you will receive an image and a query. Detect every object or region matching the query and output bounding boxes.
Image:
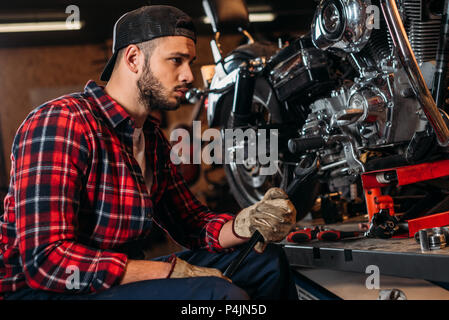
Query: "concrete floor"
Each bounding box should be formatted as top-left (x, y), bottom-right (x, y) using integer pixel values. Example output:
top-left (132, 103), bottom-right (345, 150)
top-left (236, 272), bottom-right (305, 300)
top-left (296, 267), bottom-right (449, 300)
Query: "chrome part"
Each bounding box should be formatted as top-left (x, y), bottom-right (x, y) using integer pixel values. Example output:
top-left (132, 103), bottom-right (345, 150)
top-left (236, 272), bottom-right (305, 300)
top-left (241, 29), bottom-right (255, 44)
top-left (326, 135), bottom-right (365, 174)
top-left (185, 88), bottom-right (204, 104)
top-left (207, 57), bottom-right (268, 127)
top-left (202, 0), bottom-right (218, 33)
top-left (390, 67), bottom-right (428, 142)
top-left (415, 227), bottom-right (449, 250)
top-left (333, 108), bottom-right (364, 127)
top-left (347, 88), bottom-right (387, 124)
top-left (311, 0), bottom-right (373, 53)
top-left (206, 68), bottom-right (239, 126)
top-left (380, 0), bottom-right (449, 146)
top-left (322, 2), bottom-right (342, 34)
top-left (320, 159), bottom-right (348, 171)
top-left (402, 0), bottom-right (443, 64)
top-left (211, 39), bottom-right (223, 64)
top-left (300, 0), bottom-right (447, 192)
top-left (420, 61), bottom-right (436, 89)
top-left (345, 84), bottom-right (391, 142)
top-left (342, 140), bottom-right (365, 174)
top-left (224, 93), bottom-right (284, 205)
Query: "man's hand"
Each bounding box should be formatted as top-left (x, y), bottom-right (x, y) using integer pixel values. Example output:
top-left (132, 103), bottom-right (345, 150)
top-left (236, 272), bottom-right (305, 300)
top-left (168, 256), bottom-right (231, 282)
top-left (233, 187), bottom-right (296, 252)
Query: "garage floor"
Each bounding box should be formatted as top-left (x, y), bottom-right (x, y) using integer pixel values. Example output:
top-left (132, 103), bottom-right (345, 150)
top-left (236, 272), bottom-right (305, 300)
top-left (294, 267), bottom-right (449, 300)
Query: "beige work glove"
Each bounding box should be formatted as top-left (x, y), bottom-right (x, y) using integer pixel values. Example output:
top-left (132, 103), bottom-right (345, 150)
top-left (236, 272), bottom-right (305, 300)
top-left (167, 255), bottom-right (231, 282)
top-left (233, 187), bottom-right (297, 253)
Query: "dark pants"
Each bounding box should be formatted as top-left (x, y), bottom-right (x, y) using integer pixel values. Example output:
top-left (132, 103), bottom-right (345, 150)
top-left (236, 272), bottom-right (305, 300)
top-left (4, 243), bottom-right (298, 300)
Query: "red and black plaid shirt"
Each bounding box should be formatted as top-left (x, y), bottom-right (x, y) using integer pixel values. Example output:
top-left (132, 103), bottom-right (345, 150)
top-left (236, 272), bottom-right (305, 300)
top-left (0, 80), bottom-right (234, 296)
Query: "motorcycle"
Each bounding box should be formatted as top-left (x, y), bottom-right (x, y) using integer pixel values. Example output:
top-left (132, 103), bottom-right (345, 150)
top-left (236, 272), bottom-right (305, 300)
top-left (191, 0), bottom-right (449, 223)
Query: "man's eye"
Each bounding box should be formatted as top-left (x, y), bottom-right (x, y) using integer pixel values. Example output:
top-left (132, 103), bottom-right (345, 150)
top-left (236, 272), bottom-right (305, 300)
top-left (171, 57), bottom-right (182, 64)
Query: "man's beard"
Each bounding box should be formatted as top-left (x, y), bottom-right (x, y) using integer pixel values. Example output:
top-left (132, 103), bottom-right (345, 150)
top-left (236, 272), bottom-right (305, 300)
top-left (137, 62), bottom-right (187, 111)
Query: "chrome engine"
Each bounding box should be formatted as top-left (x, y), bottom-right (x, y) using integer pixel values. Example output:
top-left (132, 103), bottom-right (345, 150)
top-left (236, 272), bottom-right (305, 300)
top-left (306, 0), bottom-right (444, 190)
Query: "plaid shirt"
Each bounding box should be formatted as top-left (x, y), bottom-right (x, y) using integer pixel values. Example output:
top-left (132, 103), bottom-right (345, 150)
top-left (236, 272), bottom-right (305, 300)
top-left (0, 81), bottom-right (234, 296)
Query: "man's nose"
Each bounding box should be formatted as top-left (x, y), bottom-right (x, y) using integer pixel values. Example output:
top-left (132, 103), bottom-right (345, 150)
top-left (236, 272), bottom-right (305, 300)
top-left (179, 64), bottom-right (194, 84)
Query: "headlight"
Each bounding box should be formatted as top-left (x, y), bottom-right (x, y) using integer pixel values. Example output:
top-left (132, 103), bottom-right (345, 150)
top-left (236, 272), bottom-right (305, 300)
top-left (311, 0), bottom-right (372, 53)
top-left (322, 1), bottom-right (342, 35)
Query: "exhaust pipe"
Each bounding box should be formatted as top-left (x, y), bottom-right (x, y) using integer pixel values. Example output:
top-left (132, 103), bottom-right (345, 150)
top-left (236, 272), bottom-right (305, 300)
top-left (380, 0), bottom-right (449, 147)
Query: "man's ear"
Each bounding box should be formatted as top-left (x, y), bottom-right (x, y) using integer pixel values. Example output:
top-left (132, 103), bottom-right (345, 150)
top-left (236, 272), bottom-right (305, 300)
top-left (122, 44), bottom-right (144, 76)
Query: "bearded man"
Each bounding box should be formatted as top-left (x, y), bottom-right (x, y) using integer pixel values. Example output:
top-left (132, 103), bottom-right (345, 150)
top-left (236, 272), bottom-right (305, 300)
top-left (0, 5), bottom-right (298, 300)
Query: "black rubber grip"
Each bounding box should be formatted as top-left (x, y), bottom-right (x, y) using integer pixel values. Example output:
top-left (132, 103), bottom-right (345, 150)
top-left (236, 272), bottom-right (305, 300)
top-left (318, 230), bottom-right (360, 241)
top-left (288, 137), bottom-right (326, 154)
top-left (287, 231), bottom-right (312, 243)
top-left (318, 231), bottom-right (340, 241)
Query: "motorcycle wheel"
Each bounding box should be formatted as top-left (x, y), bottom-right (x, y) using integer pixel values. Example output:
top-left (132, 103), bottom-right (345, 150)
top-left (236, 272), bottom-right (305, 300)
top-left (213, 41), bottom-right (319, 220)
top-left (217, 79), bottom-right (316, 221)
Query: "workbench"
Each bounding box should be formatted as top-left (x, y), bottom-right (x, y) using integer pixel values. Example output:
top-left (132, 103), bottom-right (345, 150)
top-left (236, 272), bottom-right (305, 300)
top-left (281, 218), bottom-right (449, 289)
top-left (280, 159), bottom-right (449, 299)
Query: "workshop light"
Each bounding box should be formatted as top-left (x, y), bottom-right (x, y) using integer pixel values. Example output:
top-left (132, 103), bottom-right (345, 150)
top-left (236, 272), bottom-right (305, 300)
top-left (0, 21), bottom-right (84, 33)
top-left (202, 12), bottom-right (276, 24)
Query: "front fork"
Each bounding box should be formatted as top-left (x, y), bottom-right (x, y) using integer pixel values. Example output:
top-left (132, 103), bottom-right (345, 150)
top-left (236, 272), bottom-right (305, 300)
top-left (229, 62), bottom-right (257, 128)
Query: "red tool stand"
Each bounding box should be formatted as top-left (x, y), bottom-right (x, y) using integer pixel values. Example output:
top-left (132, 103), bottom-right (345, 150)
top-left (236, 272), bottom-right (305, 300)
top-left (361, 159), bottom-right (449, 237)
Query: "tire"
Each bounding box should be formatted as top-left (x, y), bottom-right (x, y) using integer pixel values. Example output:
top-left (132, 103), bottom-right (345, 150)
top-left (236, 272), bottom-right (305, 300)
top-left (218, 78), bottom-right (317, 221)
top-left (220, 79), bottom-right (284, 205)
top-left (216, 42), bottom-right (318, 220)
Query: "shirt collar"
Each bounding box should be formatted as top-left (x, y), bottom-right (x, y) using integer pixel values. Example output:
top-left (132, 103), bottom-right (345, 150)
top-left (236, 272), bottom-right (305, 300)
top-left (83, 80), bottom-right (161, 129)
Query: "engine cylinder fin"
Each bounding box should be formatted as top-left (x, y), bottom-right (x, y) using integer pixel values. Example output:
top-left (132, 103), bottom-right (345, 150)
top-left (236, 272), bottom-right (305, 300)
top-left (402, 0), bottom-right (443, 63)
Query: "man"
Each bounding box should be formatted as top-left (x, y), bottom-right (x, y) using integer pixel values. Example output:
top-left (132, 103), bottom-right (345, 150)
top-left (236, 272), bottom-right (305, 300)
top-left (0, 5), bottom-right (298, 300)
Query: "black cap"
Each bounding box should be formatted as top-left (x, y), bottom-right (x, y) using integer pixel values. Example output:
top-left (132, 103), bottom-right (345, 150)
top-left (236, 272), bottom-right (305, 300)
top-left (100, 5), bottom-right (196, 81)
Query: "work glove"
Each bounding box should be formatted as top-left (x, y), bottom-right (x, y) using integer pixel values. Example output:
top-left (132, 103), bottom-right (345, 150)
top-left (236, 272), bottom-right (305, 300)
top-left (167, 255), bottom-right (231, 282)
top-left (232, 187), bottom-right (297, 253)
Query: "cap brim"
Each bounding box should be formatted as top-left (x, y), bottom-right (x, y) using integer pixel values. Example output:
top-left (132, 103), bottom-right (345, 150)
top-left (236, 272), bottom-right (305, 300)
top-left (100, 52), bottom-right (118, 81)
